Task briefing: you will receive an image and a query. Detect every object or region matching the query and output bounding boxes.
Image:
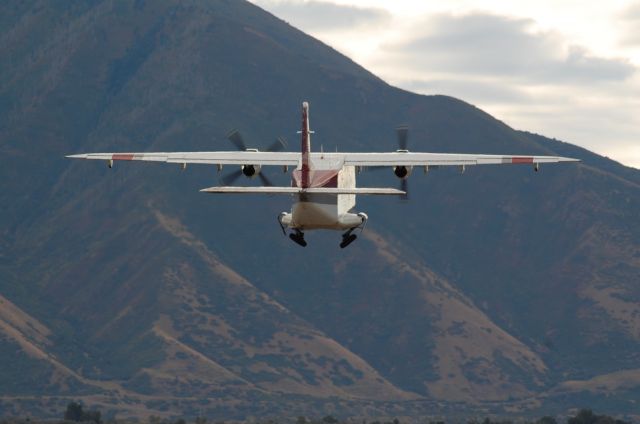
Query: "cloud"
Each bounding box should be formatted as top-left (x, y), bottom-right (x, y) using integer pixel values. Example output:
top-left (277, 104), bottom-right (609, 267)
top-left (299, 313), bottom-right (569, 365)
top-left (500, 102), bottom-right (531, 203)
top-left (619, 3), bottom-right (640, 46)
top-left (621, 2), bottom-right (640, 20)
top-left (384, 13), bottom-right (636, 85)
top-left (253, 0), bottom-right (391, 31)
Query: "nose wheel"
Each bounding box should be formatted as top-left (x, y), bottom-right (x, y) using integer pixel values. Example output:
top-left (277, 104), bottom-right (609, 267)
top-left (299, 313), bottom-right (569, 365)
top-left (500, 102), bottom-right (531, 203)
top-left (289, 229), bottom-right (307, 247)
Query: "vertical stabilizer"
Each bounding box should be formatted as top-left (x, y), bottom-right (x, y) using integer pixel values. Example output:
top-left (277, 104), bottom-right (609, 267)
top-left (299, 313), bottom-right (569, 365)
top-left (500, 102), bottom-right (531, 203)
top-left (301, 102), bottom-right (311, 188)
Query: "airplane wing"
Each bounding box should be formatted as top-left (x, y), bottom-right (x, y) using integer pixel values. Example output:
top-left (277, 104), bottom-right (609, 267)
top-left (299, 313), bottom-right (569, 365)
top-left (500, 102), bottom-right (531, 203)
top-left (67, 151), bottom-right (579, 169)
top-left (338, 152), bottom-right (579, 167)
top-left (66, 151), bottom-right (300, 166)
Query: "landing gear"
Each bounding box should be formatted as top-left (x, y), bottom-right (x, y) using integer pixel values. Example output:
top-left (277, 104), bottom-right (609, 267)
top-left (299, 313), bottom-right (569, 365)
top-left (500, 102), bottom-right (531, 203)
top-left (277, 213), bottom-right (306, 247)
top-left (339, 213), bottom-right (368, 249)
top-left (340, 230), bottom-right (357, 249)
top-left (279, 212), bottom-right (368, 248)
top-left (289, 229), bottom-right (307, 247)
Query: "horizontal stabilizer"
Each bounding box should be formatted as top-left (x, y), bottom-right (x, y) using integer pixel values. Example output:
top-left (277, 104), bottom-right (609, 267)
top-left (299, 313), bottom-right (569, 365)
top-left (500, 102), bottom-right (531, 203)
top-left (200, 186), bottom-right (405, 195)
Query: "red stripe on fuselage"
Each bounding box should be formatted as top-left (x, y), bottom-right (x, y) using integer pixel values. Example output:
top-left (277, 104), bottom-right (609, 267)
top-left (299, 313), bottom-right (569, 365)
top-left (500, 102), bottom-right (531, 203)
top-left (292, 169), bottom-right (338, 188)
top-left (511, 157), bottom-right (534, 164)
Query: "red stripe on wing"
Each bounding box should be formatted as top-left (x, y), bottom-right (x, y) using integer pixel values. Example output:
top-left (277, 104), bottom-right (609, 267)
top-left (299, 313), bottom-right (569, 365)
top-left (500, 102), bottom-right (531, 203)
top-left (112, 154), bottom-right (134, 161)
top-left (511, 157), bottom-right (533, 164)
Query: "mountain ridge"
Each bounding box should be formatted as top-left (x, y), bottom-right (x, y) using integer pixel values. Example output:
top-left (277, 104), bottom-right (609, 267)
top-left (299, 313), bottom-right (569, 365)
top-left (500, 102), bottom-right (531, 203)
top-left (1, 0), bottom-right (639, 420)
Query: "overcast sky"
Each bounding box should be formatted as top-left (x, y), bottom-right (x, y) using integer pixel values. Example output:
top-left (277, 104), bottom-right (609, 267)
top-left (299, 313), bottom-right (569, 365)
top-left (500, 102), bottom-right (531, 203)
top-left (251, 0), bottom-right (640, 169)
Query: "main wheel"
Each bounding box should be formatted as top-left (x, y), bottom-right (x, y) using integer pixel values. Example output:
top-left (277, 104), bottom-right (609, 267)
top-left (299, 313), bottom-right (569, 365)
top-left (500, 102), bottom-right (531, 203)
top-left (289, 233), bottom-right (307, 247)
top-left (339, 234), bottom-right (357, 249)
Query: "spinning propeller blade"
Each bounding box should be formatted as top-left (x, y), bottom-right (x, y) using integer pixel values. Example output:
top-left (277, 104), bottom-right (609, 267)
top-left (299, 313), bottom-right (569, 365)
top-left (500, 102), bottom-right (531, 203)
top-left (227, 129), bottom-right (247, 151)
top-left (221, 131), bottom-right (286, 187)
top-left (266, 137), bottom-right (287, 152)
top-left (400, 178), bottom-right (409, 201)
top-left (396, 125), bottom-right (409, 150)
top-left (258, 173), bottom-right (274, 187)
top-left (220, 169), bottom-right (243, 186)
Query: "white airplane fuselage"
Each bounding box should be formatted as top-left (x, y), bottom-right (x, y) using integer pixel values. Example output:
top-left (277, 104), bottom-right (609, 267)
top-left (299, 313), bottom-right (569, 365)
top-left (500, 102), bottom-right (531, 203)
top-left (280, 163), bottom-right (366, 230)
top-left (278, 102), bottom-right (367, 232)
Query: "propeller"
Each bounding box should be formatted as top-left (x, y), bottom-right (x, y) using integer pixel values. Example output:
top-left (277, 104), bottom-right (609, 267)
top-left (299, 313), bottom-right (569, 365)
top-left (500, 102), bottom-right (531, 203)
top-left (396, 125), bottom-right (410, 199)
top-left (227, 129), bottom-right (247, 151)
top-left (400, 178), bottom-right (409, 201)
top-left (219, 130), bottom-right (287, 186)
top-left (220, 169), bottom-right (243, 186)
top-left (258, 173), bottom-right (274, 187)
top-left (266, 136), bottom-right (287, 152)
top-left (396, 125), bottom-right (409, 150)
top-left (366, 125), bottom-right (412, 199)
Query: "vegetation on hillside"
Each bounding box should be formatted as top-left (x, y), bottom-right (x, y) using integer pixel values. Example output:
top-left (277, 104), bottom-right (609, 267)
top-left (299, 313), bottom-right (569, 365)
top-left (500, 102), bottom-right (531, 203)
top-left (0, 404), bottom-right (633, 424)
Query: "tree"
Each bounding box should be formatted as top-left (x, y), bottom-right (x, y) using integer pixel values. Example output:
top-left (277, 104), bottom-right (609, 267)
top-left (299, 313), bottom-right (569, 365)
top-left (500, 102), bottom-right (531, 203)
top-left (64, 402), bottom-right (85, 422)
top-left (567, 409), bottom-right (629, 424)
top-left (63, 401), bottom-right (102, 424)
top-left (84, 410), bottom-right (101, 424)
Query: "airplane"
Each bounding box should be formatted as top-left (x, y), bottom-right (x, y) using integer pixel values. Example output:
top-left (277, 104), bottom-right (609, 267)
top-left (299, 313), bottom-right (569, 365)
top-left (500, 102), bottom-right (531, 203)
top-left (67, 102), bottom-right (579, 248)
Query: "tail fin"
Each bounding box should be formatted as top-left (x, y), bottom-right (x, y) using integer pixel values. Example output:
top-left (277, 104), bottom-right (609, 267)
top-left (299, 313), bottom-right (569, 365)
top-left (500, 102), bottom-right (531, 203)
top-left (300, 101), bottom-right (311, 187)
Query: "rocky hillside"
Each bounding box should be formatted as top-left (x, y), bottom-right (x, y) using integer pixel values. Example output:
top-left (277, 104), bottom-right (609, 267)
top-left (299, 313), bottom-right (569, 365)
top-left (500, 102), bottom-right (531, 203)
top-left (0, 0), bottom-right (638, 420)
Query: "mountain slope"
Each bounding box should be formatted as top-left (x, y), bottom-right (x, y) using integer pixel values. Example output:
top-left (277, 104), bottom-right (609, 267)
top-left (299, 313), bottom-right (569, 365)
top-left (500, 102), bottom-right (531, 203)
top-left (0, 0), bottom-right (639, 419)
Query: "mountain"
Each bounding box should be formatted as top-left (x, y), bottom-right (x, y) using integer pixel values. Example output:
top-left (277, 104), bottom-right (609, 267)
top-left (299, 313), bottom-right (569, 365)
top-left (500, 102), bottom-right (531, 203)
top-left (1, 0), bottom-right (639, 420)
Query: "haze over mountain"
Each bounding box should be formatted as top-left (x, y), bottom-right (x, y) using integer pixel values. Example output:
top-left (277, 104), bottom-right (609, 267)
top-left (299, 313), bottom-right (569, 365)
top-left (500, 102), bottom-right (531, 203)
top-left (1, 0), bottom-right (639, 420)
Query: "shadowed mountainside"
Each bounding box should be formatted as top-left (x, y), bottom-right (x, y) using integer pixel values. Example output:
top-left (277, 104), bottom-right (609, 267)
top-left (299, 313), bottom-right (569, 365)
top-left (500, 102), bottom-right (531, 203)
top-left (0, 0), bottom-right (639, 419)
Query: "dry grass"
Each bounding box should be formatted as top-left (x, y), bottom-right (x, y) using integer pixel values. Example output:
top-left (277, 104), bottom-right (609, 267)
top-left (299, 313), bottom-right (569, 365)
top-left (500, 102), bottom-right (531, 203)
top-left (364, 230), bottom-right (547, 402)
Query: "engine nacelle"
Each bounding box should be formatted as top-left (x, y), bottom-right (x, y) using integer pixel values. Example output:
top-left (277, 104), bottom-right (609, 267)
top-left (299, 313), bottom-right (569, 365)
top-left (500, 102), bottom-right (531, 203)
top-left (241, 164), bottom-right (261, 178)
top-left (393, 165), bottom-right (413, 179)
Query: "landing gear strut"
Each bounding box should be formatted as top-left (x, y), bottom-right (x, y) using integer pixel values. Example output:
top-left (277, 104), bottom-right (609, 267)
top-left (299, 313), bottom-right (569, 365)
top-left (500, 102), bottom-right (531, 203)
top-left (289, 229), bottom-right (307, 247)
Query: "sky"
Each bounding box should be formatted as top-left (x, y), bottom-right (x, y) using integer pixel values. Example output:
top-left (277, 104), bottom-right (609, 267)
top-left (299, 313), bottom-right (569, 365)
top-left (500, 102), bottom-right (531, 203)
top-left (251, 0), bottom-right (640, 169)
